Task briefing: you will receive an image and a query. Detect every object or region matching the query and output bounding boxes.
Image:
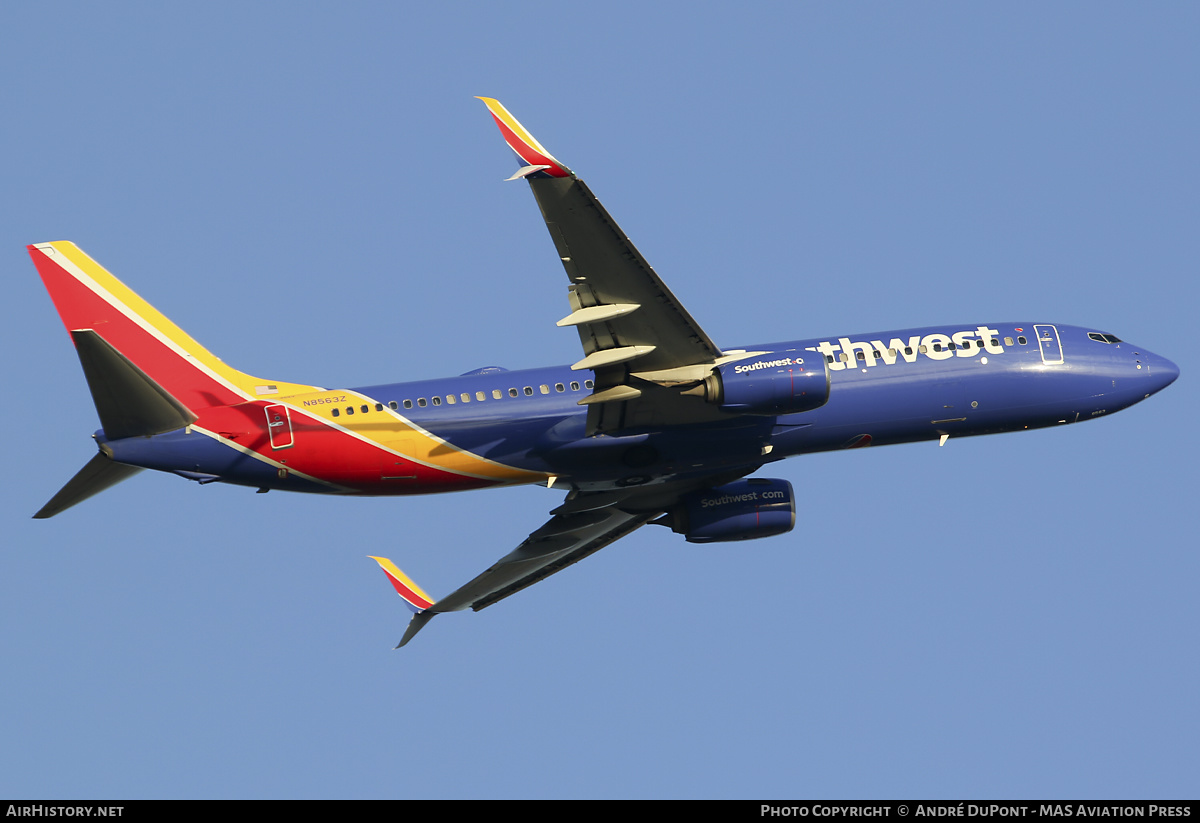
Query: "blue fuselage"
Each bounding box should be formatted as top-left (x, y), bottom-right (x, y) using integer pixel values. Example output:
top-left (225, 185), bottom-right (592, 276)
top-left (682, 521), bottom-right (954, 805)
top-left (102, 322), bottom-right (1178, 496)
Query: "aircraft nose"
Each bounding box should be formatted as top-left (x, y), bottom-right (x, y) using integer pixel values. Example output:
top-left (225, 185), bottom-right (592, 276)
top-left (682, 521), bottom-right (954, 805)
top-left (1145, 351), bottom-right (1180, 395)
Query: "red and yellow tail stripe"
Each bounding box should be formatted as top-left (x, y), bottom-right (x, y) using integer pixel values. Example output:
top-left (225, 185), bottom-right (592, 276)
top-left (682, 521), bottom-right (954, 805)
top-left (29, 241), bottom-right (319, 411)
top-left (30, 241), bottom-right (547, 493)
top-left (477, 97), bottom-right (571, 178)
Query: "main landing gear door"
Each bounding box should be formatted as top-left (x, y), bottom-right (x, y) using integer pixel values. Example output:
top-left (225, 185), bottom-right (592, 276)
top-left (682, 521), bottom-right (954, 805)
top-left (264, 404), bottom-right (294, 449)
top-left (1034, 324), bottom-right (1064, 366)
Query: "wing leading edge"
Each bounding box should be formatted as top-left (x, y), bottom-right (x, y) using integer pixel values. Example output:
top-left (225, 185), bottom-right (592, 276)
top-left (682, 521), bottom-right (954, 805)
top-left (477, 97), bottom-right (726, 434)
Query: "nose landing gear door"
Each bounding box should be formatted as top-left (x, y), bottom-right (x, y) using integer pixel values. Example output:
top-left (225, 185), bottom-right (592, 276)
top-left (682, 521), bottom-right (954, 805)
top-left (1034, 325), bottom-right (1064, 365)
top-left (264, 404), bottom-right (294, 450)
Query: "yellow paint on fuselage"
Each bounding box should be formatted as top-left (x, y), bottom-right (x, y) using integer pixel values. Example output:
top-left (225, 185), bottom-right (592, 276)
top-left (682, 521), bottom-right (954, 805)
top-left (279, 388), bottom-right (548, 484)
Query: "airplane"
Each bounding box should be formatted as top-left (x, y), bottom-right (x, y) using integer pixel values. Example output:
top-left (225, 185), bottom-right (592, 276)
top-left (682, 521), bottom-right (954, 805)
top-left (29, 97), bottom-right (1179, 648)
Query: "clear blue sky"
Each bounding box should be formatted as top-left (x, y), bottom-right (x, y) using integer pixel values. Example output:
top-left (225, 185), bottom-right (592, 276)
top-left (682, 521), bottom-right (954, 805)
top-left (2, 2), bottom-right (1196, 799)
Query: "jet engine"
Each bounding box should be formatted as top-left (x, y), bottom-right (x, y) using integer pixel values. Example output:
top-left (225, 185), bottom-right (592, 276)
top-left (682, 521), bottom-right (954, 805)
top-left (663, 478), bottom-right (796, 543)
top-left (684, 353), bottom-right (829, 416)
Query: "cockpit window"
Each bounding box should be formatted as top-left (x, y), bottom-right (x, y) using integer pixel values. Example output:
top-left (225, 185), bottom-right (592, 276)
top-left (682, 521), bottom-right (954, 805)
top-left (1089, 332), bottom-right (1123, 344)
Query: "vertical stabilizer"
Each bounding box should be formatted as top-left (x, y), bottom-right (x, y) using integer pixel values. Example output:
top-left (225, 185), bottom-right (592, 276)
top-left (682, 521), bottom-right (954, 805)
top-left (28, 242), bottom-right (319, 411)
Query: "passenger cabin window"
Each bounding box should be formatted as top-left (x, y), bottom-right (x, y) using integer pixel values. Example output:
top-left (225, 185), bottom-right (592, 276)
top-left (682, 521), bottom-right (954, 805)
top-left (1018, 336), bottom-right (1027, 345)
top-left (539, 384), bottom-right (550, 394)
top-left (389, 401), bottom-right (398, 410)
top-left (417, 398), bottom-right (427, 407)
top-left (492, 389), bottom-right (502, 399)
top-left (403, 400), bottom-right (412, 409)
top-left (585, 379), bottom-right (594, 389)
top-left (509, 388), bottom-right (518, 398)
top-left (524, 386), bottom-right (533, 396)
top-left (476, 391), bottom-right (486, 401)
top-left (432, 396), bottom-right (441, 406)
top-left (346, 406), bottom-right (354, 415)
top-left (571, 381), bottom-right (580, 390)
top-left (555, 383), bottom-right (565, 392)
top-left (332, 408), bottom-right (340, 417)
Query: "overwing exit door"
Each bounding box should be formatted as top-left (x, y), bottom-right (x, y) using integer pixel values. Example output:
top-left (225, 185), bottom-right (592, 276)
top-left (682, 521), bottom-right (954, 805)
top-left (264, 404), bottom-right (294, 449)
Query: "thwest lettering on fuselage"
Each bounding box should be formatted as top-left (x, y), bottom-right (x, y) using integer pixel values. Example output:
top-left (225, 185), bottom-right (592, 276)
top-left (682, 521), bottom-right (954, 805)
top-left (812, 325), bottom-right (1008, 369)
top-left (28, 98), bottom-right (1178, 647)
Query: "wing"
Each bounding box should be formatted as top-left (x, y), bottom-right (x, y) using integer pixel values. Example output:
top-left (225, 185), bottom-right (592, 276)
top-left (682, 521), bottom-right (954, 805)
top-left (367, 102), bottom-right (762, 649)
top-left (372, 497), bottom-right (661, 647)
top-left (371, 469), bottom-right (761, 648)
top-left (478, 98), bottom-right (728, 433)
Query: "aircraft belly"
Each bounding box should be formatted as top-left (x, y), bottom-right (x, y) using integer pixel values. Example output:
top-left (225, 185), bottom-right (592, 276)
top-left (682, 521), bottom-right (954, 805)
top-left (101, 427), bottom-right (332, 493)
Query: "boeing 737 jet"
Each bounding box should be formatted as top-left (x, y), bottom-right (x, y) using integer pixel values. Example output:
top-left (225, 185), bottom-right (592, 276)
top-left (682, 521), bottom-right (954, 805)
top-left (30, 98), bottom-right (1179, 647)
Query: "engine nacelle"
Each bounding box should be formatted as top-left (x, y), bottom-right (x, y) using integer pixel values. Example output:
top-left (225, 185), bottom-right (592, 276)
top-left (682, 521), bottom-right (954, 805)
top-left (668, 478), bottom-right (796, 543)
top-left (688, 352), bottom-right (830, 416)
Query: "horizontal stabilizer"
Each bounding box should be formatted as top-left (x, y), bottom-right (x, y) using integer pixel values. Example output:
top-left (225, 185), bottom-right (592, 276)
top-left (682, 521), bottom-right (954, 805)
top-left (34, 452), bottom-right (142, 519)
top-left (71, 329), bottom-right (198, 439)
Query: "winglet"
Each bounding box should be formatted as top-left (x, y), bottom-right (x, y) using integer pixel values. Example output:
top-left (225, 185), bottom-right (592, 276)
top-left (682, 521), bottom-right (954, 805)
top-left (476, 97), bottom-right (572, 179)
top-left (369, 556), bottom-right (438, 648)
top-left (369, 556), bottom-right (435, 612)
top-left (396, 611), bottom-right (436, 649)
